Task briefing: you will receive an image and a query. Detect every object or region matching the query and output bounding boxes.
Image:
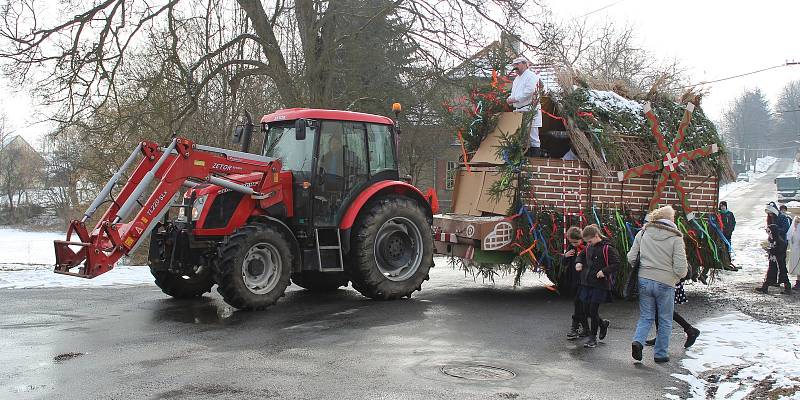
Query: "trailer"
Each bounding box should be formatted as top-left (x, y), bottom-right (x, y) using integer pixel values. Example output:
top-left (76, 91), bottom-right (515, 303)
top-left (433, 84), bottom-right (735, 292)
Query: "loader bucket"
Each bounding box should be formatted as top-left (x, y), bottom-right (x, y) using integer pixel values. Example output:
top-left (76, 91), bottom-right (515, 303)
top-left (53, 220), bottom-right (116, 278)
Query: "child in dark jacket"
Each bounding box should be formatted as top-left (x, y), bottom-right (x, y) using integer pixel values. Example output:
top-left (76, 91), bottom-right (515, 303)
top-left (575, 224), bottom-right (621, 348)
top-left (563, 226), bottom-right (588, 340)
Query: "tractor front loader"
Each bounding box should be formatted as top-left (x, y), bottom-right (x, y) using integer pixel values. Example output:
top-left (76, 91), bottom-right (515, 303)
top-left (55, 108), bottom-right (436, 310)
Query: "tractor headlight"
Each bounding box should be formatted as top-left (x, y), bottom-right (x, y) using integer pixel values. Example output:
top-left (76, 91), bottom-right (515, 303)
top-left (191, 194), bottom-right (208, 221)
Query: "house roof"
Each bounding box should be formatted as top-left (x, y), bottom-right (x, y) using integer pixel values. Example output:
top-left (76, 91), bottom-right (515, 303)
top-left (0, 135), bottom-right (45, 163)
top-left (0, 134), bottom-right (18, 149)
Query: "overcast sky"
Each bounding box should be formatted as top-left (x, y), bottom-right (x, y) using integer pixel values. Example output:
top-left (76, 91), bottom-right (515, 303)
top-left (545, 0), bottom-right (800, 122)
top-left (2, 0), bottom-right (799, 146)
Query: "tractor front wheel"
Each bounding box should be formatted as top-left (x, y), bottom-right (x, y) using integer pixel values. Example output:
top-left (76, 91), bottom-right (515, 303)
top-left (347, 196), bottom-right (433, 300)
top-left (150, 266), bottom-right (214, 299)
top-left (213, 223), bottom-right (292, 310)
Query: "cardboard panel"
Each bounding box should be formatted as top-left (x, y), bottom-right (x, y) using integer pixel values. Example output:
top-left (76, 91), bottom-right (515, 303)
top-left (452, 170), bottom-right (485, 215)
top-left (477, 172), bottom-right (513, 215)
top-left (470, 112), bottom-right (523, 164)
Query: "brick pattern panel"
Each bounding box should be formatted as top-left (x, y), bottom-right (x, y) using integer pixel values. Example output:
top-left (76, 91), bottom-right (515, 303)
top-left (521, 158), bottom-right (719, 215)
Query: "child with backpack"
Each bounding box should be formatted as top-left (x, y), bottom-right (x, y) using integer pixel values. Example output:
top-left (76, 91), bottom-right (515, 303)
top-left (563, 226), bottom-right (589, 340)
top-left (575, 224), bottom-right (621, 348)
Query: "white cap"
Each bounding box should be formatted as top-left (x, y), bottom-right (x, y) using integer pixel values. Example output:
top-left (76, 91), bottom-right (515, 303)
top-left (511, 57), bottom-right (528, 65)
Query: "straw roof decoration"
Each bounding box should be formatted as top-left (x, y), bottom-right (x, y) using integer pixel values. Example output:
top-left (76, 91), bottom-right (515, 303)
top-left (551, 73), bottom-right (735, 180)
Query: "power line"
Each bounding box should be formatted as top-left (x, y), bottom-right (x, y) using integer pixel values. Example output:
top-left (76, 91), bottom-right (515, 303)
top-left (574, 0), bottom-right (625, 19)
top-left (675, 61), bottom-right (800, 89)
top-left (727, 145), bottom-right (799, 151)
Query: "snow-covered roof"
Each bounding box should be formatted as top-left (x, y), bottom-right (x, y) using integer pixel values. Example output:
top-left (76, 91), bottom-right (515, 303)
top-left (0, 135), bottom-right (18, 150)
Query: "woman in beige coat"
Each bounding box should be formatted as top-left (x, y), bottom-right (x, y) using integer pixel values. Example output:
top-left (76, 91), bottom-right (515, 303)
top-left (627, 205), bottom-right (690, 363)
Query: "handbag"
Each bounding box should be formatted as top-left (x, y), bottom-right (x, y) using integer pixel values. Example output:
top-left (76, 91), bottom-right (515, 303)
top-left (623, 248), bottom-right (641, 300)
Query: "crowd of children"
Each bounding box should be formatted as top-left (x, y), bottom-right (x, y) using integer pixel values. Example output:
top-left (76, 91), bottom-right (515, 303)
top-left (560, 205), bottom-right (701, 362)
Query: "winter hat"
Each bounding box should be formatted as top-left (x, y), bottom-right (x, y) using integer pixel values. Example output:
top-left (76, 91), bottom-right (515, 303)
top-left (719, 201), bottom-right (728, 208)
top-left (647, 205), bottom-right (676, 222)
top-left (766, 202), bottom-right (780, 216)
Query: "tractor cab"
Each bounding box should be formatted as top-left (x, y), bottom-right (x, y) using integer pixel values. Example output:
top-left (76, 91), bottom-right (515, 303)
top-left (259, 109), bottom-right (399, 227)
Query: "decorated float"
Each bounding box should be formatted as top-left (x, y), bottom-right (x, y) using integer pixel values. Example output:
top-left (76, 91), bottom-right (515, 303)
top-left (434, 72), bottom-right (736, 295)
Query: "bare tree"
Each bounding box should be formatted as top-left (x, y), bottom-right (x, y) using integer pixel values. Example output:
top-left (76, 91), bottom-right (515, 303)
top-left (0, 0), bottom-right (549, 133)
top-left (539, 18), bottom-right (686, 92)
top-left (721, 88), bottom-right (774, 166)
top-left (775, 80), bottom-right (800, 143)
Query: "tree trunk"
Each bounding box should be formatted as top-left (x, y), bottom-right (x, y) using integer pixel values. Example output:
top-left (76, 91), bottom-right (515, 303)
top-left (236, 0), bottom-right (301, 107)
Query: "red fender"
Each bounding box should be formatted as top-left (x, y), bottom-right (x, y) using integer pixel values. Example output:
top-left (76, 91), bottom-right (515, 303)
top-left (424, 187), bottom-right (440, 215)
top-left (339, 181), bottom-right (433, 230)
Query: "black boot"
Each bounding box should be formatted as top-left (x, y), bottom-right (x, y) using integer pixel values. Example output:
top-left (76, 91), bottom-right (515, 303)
top-left (794, 280), bottom-right (800, 290)
top-left (684, 327), bottom-right (700, 348)
top-left (782, 282), bottom-right (792, 295)
top-left (755, 282), bottom-right (769, 294)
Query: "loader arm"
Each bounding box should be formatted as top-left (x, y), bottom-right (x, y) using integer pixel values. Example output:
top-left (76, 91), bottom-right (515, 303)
top-left (54, 137), bottom-right (282, 278)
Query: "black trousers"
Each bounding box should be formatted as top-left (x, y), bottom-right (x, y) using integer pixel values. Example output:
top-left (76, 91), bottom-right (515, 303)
top-left (571, 296), bottom-right (588, 331)
top-left (765, 252), bottom-right (790, 286)
top-left (584, 302), bottom-right (603, 337)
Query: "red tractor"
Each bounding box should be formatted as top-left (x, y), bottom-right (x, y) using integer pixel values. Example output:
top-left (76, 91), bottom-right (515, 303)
top-left (53, 107), bottom-right (437, 310)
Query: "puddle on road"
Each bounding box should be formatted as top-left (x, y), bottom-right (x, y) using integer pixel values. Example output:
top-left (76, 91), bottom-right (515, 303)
top-left (670, 312), bottom-right (800, 399)
top-left (147, 298), bottom-right (240, 325)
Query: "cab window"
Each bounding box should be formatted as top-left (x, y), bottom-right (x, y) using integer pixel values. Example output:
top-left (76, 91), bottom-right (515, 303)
top-left (367, 123), bottom-right (396, 174)
top-left (263, 122), bottom-right (316, 172)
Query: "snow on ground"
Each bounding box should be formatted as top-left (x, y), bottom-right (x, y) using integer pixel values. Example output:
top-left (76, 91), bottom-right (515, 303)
top-left (670, 169), bottom-right (800, 399)
top-left (719, 180), bottom-right (752, 200)
top-left (755, 156), bottom-right (778, 173)
top-left (671, 313), bottom-right (800, 400)
top-left (720, 156), bottom-right (780, 200)
top-left (0, 265), bottom-right (153, 289)
top-left (0, 228), bottom-right (152, 289)
top-left (0, 229), bottom-right (65, 265)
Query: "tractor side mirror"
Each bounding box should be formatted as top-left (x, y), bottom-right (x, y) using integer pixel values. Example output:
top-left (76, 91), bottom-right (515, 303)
top-left (295, 119), bottom-right (307, 140)
top-left (232, 111), bottom-right (254, 152)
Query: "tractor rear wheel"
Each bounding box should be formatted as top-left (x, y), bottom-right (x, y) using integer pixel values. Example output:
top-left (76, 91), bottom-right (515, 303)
top-left (149, 266), bottom-right (214, 299)
top-left (213, 223), bottom-right (292, 310)
top-left (291, 271), bottom-right (349, 292)
top-left (347, 196), bottom-right (433, 300)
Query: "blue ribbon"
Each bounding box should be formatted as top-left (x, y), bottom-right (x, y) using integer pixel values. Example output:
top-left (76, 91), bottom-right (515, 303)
top-left (592, 205), bottom-right (602, 228)
top-left (707, 215), bottom-right (734, 256)
top-left (518, 205), bottom-right (534, 228)
top-left (624, 222), bottom-right (638, 245)
top-left (532, 227), bottom-right (553, 267)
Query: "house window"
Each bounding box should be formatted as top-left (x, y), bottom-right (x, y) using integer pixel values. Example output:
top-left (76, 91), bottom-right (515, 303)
top-left (445, 161), bottom-right (458, 190)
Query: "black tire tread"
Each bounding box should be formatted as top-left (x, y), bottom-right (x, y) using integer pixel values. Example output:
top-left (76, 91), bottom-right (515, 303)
top-left (347, 195), bottom-right (433, 300)
top-left (150, 267), bottom-right (214, 299)
top-left (212, 223), bottom-right (292, 310)
top-left (291, 271), bottom-right (349, 292)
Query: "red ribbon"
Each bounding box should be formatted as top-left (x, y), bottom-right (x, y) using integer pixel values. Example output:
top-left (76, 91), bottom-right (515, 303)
top-left (456, 130), bottom-right (473, 175)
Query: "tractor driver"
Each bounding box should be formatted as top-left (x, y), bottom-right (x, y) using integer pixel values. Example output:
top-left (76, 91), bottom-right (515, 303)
top-left (320, 133), bottom-right (345, 177)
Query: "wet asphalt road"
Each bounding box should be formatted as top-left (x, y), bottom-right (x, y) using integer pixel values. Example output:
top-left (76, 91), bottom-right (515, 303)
top-left (0, 160), bottom-right (793, 400)
top-left (3, 270), bottom-right (709, 400)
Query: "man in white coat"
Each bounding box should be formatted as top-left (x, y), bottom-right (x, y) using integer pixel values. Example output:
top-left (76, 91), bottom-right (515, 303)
top-left (506, 57), bottom-right (543, 157)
